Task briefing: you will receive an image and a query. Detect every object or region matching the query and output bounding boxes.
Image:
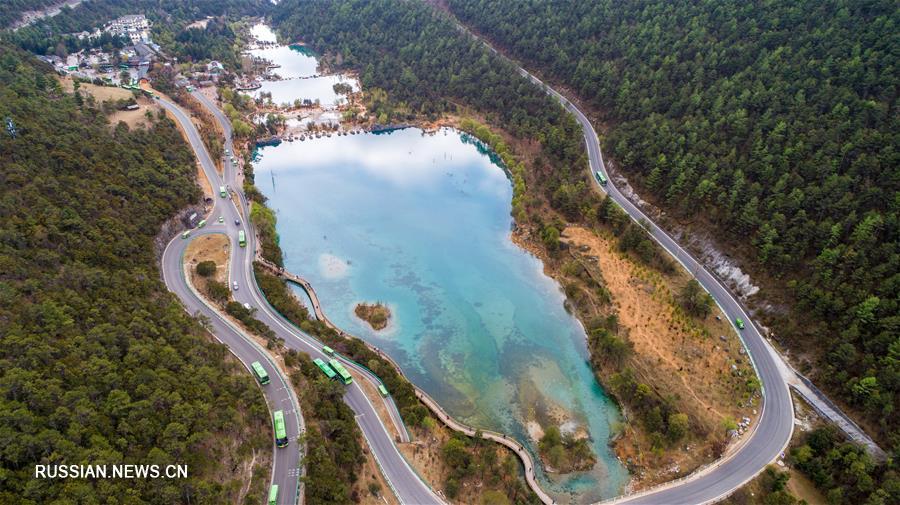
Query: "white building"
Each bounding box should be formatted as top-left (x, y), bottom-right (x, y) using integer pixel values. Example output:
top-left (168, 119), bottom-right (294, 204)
top-left (106, 14), bottom-right (150, 44)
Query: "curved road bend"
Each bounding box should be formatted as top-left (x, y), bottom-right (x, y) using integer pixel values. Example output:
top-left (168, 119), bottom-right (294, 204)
top-left (162, 230), bottom-right (304, 505)
top-left (451, 23), bottom-right (794, 504)
top-left (510, 53), bottom-right (793, 504)
top-left (158, 98), bottom-right (303, 505)
top-left (192, 90), bottom-right (412, 445)
top-left (528, 69), bottom-right (793, 505)
top-left (160, 94), bottom-right (444, 505)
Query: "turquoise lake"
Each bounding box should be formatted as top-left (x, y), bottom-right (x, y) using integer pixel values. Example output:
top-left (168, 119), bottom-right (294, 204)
top-left (254, 127), bottom-right (628, 502)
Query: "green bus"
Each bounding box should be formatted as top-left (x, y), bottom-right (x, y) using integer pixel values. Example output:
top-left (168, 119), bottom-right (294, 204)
top-left (197, 219), bottom-right (207, 228)
top-left (238, 230), bottom-right (246, 248)
top-left (378, 384), bottom-right (389, 398)
top-left (219, 185), bottom-right (227, 198)
top-left (268, 484), bottom-right (278, 505)
top-left (273, 410), bottom-right (288, 448)
top-left (329, 359), bottom-right (353, 385)
top-left (595, 170), bottom-right (608, 186)
top-left (313, 358), bottom-right (336, 379)
top-left (251, 361), bottom-right (270, 385)
top-left (322, 345), bottom-right (335, 357)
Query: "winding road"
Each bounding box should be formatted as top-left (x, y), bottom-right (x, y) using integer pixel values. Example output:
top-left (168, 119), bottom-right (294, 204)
top-left (157, 92), bottom-right (443, 505)
top-left (163, 31), bottom-right (795, 501)
top-left (159, 98), bottom-right (304, 505)
top-left (450, 19), bottom-right (796, 502)
top-left (514, 53), bottom-right (795, 505)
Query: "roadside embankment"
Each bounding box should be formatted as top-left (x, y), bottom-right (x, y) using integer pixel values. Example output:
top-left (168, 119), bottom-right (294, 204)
top-left (253, 260), bottom-right (548, 504)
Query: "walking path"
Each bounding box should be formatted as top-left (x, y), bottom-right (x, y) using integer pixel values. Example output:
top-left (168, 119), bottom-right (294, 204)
top-left (255, 258), bottom-right (556, 504)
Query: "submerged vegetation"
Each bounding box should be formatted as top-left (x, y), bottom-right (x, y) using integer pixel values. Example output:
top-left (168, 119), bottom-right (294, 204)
top-left (253, 266), bottom-right (539, 503)
top-left (268, 0), bottom-right (731, 476)
top-left (447, 0), bottom-right (900, 455)
top-left (252, 264), bottom-right (429, 425)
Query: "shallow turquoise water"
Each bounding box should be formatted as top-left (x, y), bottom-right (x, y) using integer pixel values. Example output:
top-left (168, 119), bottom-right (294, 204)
top-left (254, 128), bottom-right (628, 502)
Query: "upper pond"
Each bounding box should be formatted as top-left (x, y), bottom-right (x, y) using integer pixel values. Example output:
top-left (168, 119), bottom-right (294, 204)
top-left (254, 128), bottom-right (628, 502)
top-left (243, 23), bottom-right (357, 107)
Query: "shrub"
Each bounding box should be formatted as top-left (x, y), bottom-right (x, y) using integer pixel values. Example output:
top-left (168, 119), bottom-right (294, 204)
top-left (196, 260), bottom-right (217, 277)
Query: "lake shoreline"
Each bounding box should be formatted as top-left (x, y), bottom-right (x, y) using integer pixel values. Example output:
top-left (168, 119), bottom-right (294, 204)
top-left (232, 22), bottom-right (628, 503)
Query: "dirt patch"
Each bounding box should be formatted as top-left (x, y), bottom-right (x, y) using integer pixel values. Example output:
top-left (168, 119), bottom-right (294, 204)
top-left (106, 97), bottom-right (160, 129)
top-left (231, 192), bottom-right (245, 220)
top-left (59, 77), bottom-right (132, 101)
top-left (197, 163), bottom-right (214, 200)
top-left (59, 76), bottom-right (161, 128)
top-left (785, 467), bottom-right (826, 505)
top-left (186, 18), bottom-right (210, 30)
top-left (560, 226), bottom-right (758, 488)
top-left (107, 106), bottom-right (150, 129)
top-left (185, 234), bottom-right (231, 292)
top-left (399, 424), bottom-right (453, 501)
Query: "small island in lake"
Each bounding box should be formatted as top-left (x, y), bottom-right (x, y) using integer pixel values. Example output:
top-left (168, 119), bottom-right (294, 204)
top-left (354, 302), bottom-right (391, 330)
top-left (538, 425), bottom-right (597, 473)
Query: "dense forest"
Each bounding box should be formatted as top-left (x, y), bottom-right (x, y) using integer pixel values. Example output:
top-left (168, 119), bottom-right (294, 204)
top-left (5, 0), bottom-right (269, 68)
top-left (446, 0), bottom-right (899, 454)
top-left (790, 426), bottom-right (899, 504)
top-left (271, 0), bottom-right (585, 177)
top-left (0, 46), bottom-right (269, 503)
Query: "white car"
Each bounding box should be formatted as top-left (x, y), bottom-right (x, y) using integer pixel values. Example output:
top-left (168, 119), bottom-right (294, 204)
top-left (243, 303), bottom-right (252, 310)
top-left (232, 281), bottom-right (238, 291)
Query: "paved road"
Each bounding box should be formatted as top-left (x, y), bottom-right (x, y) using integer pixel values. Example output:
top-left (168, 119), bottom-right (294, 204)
top-left (158, 97), bottom-right (303, 505)
top-left (163, 92), bottom-right (444, 505)
top-left (451, 21), bottom-right (795, 503)
top-left (511, 66), bottom-right (794, 505)
top-left (255, 258), bottom-right (411, 444)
